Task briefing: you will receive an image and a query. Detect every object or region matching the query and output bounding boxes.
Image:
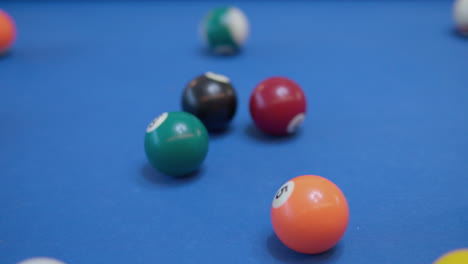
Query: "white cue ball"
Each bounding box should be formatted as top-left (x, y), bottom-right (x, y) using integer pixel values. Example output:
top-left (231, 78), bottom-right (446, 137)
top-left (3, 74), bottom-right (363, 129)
top-left (17, 257), bottom-right (66, 264)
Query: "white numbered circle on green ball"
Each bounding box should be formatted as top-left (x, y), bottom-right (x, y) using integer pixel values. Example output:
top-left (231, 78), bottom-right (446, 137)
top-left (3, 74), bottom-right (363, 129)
top-left (17, 257), bottom-right (66, 264)
top-left (200, 7), bottom-right (249, 53)
top-left (272, 181), bottom-right (295, 208)
top-left (226, 7), bottom-right (249, 46)
top-left (146, 112), bottom-right (168, 133)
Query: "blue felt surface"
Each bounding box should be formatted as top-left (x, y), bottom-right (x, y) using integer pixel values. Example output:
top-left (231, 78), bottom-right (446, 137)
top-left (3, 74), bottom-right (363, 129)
top-left (1, 1), bottom-right (468, 264)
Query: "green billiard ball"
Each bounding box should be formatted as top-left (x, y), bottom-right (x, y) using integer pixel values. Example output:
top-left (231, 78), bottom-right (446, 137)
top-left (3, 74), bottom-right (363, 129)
top-left (144, 111), bottom-right (209, 177)
top-left (199, 6), bottom-right (249, 55)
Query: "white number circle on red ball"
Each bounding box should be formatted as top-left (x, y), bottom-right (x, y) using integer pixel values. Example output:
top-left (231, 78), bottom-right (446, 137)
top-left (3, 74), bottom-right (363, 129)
top-left (287, 113), bottom-right (305, 134)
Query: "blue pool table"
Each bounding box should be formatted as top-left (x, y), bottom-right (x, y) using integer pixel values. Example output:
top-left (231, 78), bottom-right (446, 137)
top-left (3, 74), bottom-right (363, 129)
top-left (1, 1), bottom-right (467, 264)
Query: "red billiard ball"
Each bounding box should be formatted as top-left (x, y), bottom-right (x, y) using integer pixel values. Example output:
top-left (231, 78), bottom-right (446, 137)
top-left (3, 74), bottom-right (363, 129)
top-left (249, 76), bottom-right (307, 136)
top-left (271, 175), bottom-right (349, 254)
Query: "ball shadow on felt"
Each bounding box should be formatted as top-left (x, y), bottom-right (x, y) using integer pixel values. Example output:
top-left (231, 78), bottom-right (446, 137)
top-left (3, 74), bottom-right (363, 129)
top-left (195, 46), bottom-right (245, 59)
top-left (0, 50), bottom-right (13, 60)
top-left (244, 123), bottom-right (301, 144)
top-left (207, 125), bottom-right (235, 139)
top-left (141, 162), bottom-right (203, 186)
top-left (450, 27), bottom-right (468, 40)
top-left (266, 233), bottom-right (342, 263)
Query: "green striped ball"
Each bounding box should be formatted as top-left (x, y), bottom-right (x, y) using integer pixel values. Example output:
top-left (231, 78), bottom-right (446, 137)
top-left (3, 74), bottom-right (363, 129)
top-left (199, 7), bottom-right (249, 55)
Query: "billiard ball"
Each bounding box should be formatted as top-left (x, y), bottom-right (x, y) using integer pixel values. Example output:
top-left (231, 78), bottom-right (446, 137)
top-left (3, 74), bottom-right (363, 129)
top-left (144, 111), bottom-right (209, 177)
top-left (433, 249), bottom-right (468, 264)
top-left (17, 257), bottom-right (66, 264)
top-left (271, 175), bottom-right (349, 254)
top-left (199, 6), bottom-right (249, 55)
top-left (249, 76), bottom-right (307, 136)
top-left (182, 72), bottom-right (237, 131)
top-left (0, 9), bottom-right (16, 54)
top-left (454, 0), bottom-right (468, 35)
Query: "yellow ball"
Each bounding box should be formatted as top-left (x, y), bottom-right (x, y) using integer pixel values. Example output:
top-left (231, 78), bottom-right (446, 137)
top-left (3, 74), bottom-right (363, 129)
top-left (434, 249), bottom-right (468, 264)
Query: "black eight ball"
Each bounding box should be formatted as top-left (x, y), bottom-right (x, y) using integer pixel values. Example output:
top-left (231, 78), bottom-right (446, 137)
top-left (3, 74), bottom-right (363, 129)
top-left (182, 72), bottom-right (237, 131)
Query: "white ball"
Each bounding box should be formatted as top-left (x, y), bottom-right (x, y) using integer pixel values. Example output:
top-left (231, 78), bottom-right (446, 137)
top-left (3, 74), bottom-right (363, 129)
top-left (454, 0), bottom-right (468, 34)
top-left (17, 257), bottom-right (66, 264)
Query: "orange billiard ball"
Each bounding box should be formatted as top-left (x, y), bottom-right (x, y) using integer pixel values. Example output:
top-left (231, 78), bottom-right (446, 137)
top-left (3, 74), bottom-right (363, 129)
top-left (0, 9), bottom-right (16, 54)
top-left (270, 175), bottom-right (349, 254)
